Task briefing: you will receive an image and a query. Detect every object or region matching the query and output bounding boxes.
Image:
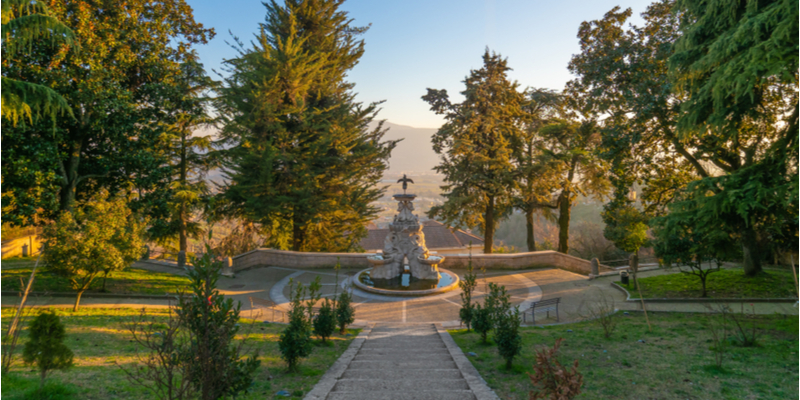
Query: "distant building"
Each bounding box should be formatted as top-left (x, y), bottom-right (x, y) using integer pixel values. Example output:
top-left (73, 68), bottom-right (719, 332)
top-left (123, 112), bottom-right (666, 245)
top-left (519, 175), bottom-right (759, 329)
top-left (360, 220), bottom-right (484, 255)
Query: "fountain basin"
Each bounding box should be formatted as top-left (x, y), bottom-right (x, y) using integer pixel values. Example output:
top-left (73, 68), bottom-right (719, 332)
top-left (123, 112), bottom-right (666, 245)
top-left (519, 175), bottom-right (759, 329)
top-left (353, 267), bottom-right (460, 297)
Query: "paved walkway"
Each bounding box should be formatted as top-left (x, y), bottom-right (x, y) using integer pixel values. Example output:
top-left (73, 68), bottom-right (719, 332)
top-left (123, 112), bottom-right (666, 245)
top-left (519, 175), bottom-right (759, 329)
top-left (305, 323), bottom-right (497, 400)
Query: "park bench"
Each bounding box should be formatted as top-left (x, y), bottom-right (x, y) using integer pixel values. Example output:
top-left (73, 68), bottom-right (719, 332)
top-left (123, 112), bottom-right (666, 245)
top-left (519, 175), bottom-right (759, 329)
top-left (248, 296), bottom-right (286, 323)
top-left (522, 297), bottom-right (560, 325)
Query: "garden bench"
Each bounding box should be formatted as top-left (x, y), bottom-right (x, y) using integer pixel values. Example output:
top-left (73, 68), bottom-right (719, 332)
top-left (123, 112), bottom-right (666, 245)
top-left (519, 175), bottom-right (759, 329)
top-left (248, 296), bottom-right (286, 323)
top-left (523, 297), bottom-right (560, 324)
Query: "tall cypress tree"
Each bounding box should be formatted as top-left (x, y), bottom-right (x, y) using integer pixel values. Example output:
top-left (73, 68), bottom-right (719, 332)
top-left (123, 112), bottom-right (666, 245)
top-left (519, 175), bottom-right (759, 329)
top-left (218, 0), bottom-right (397, 252)
top-left (422, 50), bottom-right (524, 254)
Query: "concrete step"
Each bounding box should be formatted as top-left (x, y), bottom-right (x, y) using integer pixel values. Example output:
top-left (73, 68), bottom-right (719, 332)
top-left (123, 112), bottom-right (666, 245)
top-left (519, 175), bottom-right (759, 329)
top-left (362, 339), bottom-right (444, 347)
top-left (340, 368), bottom-right (463, 380)
top-left (347, 360), bottom-right (458, 370)
top-left (353, 352), bottom-right (451, 362)
top-left (357, 348), bottom-right (451, 356)
top-left (326, 390), bottom-right (477, 400)
top-left (332, 378), bottom-right (469, 392)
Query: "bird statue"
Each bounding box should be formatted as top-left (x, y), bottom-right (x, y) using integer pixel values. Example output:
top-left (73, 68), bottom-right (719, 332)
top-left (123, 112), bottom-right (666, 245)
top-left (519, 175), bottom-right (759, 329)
top-left (397, 174), bottom-right (414, 194)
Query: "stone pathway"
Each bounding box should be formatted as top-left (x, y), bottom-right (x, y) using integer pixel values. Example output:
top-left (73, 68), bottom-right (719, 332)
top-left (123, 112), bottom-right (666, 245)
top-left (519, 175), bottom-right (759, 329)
top-left (305, 323), bottom-right (498, 400)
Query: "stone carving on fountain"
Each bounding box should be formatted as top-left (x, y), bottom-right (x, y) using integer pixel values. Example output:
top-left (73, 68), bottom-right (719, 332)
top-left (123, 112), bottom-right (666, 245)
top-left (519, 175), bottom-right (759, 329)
top-left (367, 176), bottom-right (444, 281)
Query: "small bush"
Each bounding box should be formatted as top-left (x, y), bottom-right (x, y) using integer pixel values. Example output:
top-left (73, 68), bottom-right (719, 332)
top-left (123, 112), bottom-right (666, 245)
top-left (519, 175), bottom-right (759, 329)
top-left (279, 282), bottom-right (313, 371)
top-left (459, 259), bottom-right (478, 331)
top-left (22, 311), bottom-right (74, 390)
top-left (313, 298), bottom-right (337, 343)
top-left (582, 293), bottom-right (618, 338)
top-left (494, 307), bottom-right (522, 370)
top-left (528, 338), bottom-right (583, 400)
top-left (335, 290), bottom-right (355, 335)
top-left (728, 303), bottom-right (761, 347)
top-left (472, 303), bottom-right (493, 344)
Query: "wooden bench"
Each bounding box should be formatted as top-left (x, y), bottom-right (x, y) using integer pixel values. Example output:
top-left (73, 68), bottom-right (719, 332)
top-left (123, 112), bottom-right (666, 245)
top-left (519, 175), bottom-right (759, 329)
top-left (248, 296), bottom-right (286, 323)
top-left (523, 297), bottom-right (560, 325)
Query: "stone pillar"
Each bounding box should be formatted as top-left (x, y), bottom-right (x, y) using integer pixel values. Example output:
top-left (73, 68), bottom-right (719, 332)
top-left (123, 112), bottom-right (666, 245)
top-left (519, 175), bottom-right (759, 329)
top-left (222, 257), bottom-right (235, 277)
top-left (590, 257), bottom-right (599, 277)
top-left (21, 243), bottom-right (29, 258)
top-left (141, 245), bottom-right (150, 261)
top-left (177, 251), bottom-right (186, 268)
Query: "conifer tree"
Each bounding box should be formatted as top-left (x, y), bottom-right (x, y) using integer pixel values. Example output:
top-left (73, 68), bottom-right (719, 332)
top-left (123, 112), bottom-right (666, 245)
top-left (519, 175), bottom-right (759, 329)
top-left (335, 289), bottom-right (355, 335)
top-left (423, 50), bottom-right (525, 254)
top-left (217, 0), bottom-right (397, 252)
top-left (23, 311), bottom-right (73, 390)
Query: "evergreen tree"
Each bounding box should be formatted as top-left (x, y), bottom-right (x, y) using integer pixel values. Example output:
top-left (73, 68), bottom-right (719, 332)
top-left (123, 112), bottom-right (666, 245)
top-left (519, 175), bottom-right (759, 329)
top-left (335, 289), bottom-right (355, 335)
top-left (23, 311), bottom-right (74, 390)
top-left (279, 281), bottom-right (313, 371)
top-left (217, 0), bottom-right (398, 252)
top-left (313, 298), bottom-right (337, 343)
top-left (472, 303), bottom-right (493, 344)
top-left (494, 307), bottom-right (522, 370)
top-left (178, 246), bottom-right (260, 399)
top-left (459, 260), bottom-right (477, 331)
top-left (422, 50), bottom-right (525, 254)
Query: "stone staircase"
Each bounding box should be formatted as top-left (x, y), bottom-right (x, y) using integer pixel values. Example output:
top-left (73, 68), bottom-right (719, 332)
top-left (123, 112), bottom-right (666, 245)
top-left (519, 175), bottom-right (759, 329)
top-left (324, 323), bottom-right (477, 400)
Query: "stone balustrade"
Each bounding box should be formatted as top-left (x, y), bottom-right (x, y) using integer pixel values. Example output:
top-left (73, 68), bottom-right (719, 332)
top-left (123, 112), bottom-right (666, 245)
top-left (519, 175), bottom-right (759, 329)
top-left (232, 248), bottom-right (612, 275)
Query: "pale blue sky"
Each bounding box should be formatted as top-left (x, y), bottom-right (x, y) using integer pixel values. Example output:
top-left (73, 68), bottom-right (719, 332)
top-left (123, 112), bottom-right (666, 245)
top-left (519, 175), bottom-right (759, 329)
top-left (188, 0), bottom-right (652, 129)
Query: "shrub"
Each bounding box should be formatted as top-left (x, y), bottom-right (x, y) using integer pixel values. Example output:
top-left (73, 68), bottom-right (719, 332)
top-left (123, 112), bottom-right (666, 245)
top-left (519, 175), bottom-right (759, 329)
top-left (582, 293), bottom-right (618, 338)
top-left (705, 305), bottom-right (730, 369)
top-left (22, 311), bottom-right (74, 390)
top-left (528, 338), bottom-right (583, 400)
top-left (459, 259), bottom-right (478, 331)
top-left (485, 282), bottom-right (511, 328)
top-left (313, 298), bottom-right (337, 343)
top-left (472, 303), bottom-right (493, 344)
top-left (494, 307), bottom-right (522, 370)
top-left (280, 281), bottom-right (313, 371)
top-left (728, 303), bottom-right (761, 347)
top-left (335, 290), bottom-right (356, 335)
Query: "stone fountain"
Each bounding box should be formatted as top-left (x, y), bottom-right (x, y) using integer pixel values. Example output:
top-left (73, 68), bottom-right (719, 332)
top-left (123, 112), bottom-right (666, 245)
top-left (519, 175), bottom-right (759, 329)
top-left (360, 175), bottom-right (456, 295)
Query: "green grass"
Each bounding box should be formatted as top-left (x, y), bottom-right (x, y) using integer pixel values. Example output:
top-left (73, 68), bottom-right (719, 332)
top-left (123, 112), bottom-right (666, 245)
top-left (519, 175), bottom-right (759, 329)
top-left (623, 268), bottom-right (797, 299)
top-left (1, 267), bottom-right (192, 295)
top-left (1, 307), bottom-right (359, 400)
top-left (451, 312), bottom-right (798, 400)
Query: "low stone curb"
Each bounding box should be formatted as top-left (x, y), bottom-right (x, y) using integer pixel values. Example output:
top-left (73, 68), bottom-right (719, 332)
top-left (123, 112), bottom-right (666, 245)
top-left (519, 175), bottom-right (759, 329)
top-left (435, 324), bottom-right (500, 400)
top-left (303, 323), bottom-right (375, 400)
top-left (1, 291), bottom-right (178, 300)
top-left (609, 282), bottom-right (798, 303)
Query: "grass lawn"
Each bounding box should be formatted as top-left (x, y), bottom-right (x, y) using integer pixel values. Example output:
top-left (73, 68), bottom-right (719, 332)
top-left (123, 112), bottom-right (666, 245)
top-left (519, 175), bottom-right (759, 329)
top-left (1, 267), bottom-right (192, 295)
top-left (1, 307), bottom-right (358, 400)
top-left (451, 312), bottom-right (798, 400)
top-left (623, 268), bottom-right (797, 299)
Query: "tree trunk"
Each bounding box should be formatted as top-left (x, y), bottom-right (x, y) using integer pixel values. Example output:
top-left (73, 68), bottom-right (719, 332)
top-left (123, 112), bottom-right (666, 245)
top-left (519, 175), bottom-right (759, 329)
top-left (73, 290), bottom-right (84, 312)
top-left (557, 191), bottom-right (571, 254)
top-left (101, 271), bottom-right (109, 292)
top-left (700, 275), bottom-right (707, 298)
top-left (484, 196), bottom-right (495, 254)
top-left (58, 139), bottom-right (83, 213)
top-left (292, 214), bottom-right (305, 252)
top-left (741, 226), bottom-right (762, 277)
top-left (179, 132), bottom-right (188, 255)
top-left (39, 368), bottom-right (46, 390)
top-left (525, 207), bottom-right (536, 252)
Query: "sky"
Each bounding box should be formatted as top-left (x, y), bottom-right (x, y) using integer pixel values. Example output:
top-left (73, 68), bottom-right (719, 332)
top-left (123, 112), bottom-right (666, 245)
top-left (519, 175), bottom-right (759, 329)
top-left (188, 0), bottom-right (653, 129)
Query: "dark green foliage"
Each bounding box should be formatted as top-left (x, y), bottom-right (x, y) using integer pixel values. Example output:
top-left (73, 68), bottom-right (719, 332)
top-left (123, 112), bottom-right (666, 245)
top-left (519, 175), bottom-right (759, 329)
top-left (422, 50), bottom-right (525, 254)
top-left (217, 0), bottom-right (397, 252)
top-left (313, 298), bottom-right (337, 343)
top-left (459, 259), bottom-right (478, 331)
top-left (472, 303), bottom-right (493, 344)
top-left (22, 312), bottom-right (73, 389)
top-left (178, 246), bottom-right (260, 399)
top-left (494, 307), bottom-right (522, 370)
top-left (485, 282), bottom-right (511, 329)
top-left (279, 281), bottom-right (313, 371)
top-left (335, 290), bottom-right (356, 335)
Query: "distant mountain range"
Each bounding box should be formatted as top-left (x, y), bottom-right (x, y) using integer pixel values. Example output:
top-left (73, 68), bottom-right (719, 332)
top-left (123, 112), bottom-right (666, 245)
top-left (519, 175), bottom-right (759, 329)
top-left (374, 121), bottom-right (441, 175)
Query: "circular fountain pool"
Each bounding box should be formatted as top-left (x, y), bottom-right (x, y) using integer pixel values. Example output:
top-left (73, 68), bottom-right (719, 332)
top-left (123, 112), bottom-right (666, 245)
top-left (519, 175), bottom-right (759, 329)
top-left (352, 267), bottom-right (460, 297)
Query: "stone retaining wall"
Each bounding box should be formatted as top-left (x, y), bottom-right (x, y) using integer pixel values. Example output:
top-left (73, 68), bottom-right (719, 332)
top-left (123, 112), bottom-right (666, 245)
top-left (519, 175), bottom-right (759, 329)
top-left (232, 249), bottom-right (612, 275)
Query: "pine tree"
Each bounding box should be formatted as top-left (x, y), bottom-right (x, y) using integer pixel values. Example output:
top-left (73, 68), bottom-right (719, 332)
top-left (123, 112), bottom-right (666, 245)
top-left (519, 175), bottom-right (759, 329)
top-left (422, 50), bottom-right (525, 254)
top-left (22, 311), bottom-right (74, 390)
top-left (279, 281), bottom-right (313, 371)
top-left (217, 0), bottom-right (398, 252)
top-left (494, 307), bottom-right (522, 370)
